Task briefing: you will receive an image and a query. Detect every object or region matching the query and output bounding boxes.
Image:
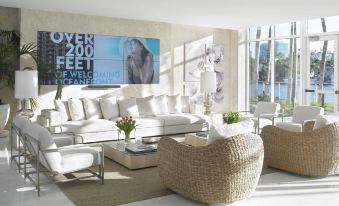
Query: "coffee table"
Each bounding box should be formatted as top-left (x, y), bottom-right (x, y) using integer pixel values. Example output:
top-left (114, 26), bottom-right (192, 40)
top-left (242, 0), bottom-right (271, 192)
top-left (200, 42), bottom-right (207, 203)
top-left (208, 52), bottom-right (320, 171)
top-left (103, 141), bottom-right (158, 170)
top-left (184, 133), bottom-right (208, 146)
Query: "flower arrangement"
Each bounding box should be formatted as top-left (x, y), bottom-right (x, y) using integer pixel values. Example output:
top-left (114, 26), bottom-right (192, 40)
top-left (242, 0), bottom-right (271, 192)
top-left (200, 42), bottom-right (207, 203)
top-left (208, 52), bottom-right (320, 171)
top-left (116, 116), bottom-right (137, 143)
top-left (223, 112), bottom-right (240, 124)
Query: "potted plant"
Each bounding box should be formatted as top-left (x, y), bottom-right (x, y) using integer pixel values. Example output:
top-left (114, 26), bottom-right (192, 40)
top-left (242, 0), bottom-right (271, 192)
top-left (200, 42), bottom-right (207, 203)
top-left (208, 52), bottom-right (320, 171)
top-left (115, 116), bottom-right (137, 143)
top-left (0, 99), bottom-right (10, 138)
top-left (0, 29), bottom-right (63, 109)
top-left (223, 112), bottom-right (240, 124)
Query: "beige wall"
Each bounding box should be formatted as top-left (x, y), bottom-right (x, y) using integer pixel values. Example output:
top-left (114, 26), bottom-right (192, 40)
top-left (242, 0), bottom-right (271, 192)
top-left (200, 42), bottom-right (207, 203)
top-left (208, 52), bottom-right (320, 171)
top-left (2, 7), bottom-right (239, 122)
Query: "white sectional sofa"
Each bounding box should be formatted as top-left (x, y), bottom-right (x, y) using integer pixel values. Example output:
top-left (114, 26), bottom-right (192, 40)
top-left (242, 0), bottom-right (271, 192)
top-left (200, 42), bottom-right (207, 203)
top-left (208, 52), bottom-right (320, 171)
top-left (37, 95), bottom-right (208, 143)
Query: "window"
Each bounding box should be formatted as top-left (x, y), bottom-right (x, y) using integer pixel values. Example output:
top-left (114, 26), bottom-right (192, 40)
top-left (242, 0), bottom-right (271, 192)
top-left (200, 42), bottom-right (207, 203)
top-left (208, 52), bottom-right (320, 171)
top-left (308, 16), bottom-right (339, 34)
top-left (275, 22), bottom-right (300, 37)
top-left (274, 38), bottom-right (301, 114)
top-left (248, 22), bottom-right (301, 113)
top-left (249, 40), bottom-right (271, 110)
top-left (249, 25), bottom-right (272, 40)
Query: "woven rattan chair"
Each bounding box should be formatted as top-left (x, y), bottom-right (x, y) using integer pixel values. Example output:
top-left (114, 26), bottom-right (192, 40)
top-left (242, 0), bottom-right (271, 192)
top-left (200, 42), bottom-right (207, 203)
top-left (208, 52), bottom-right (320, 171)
top-left (261, 122), bottom-right (339, 176)
top-left (157, 134), bottom-right (264, 204)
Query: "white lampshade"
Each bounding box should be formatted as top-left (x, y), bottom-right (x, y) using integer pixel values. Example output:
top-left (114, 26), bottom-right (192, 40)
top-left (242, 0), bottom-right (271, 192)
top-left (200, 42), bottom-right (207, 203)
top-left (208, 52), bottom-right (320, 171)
top-left (200, 71), bottom-right (216, 93)
top-left (15, 70), bottom-right (38, 99)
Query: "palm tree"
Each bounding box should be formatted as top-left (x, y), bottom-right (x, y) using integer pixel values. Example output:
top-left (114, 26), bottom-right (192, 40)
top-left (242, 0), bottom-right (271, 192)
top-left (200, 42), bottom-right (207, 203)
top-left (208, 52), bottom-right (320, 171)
top-left (318, 18), bottom-right (328, 105)
top-left (0, 29), bottom-right (63, 109)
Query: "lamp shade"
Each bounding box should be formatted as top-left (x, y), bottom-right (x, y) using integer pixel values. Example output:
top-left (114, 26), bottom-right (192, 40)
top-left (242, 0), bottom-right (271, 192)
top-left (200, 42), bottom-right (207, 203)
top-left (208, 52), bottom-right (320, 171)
top-left (15, 70), bottom-right (38, 99)
top-left (200, 71), bottom-right (216, 93)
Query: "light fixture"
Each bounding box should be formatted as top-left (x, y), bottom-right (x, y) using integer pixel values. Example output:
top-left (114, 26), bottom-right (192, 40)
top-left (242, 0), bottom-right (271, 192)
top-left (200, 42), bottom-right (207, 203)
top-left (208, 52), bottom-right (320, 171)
top-left (15, 70), bottom-right (38, 119)
top-left (200, 66), bottom-right (216, 115)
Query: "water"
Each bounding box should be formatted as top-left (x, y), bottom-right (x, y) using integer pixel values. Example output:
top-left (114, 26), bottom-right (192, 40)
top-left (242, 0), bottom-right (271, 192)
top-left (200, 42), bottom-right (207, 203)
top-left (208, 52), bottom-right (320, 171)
top-left (253, 82), bottom-right (334, 103)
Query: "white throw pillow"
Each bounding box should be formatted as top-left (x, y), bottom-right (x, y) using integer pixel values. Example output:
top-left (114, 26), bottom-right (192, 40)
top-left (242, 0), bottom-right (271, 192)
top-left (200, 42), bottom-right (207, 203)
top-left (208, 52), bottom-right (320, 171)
top-left (136, 96), bottom-right (157, 116)
top-left (83, 98), bottom-right (103, 120)
top-left (118, 98), bottom-right (140, 117)
top-left (181, 96), bottom-right (190, 113)
top-left (54, 100), bottom-right (71, 123)
top-left (155, 95), bottom-right (169, 115)
top-left (207, 119), bottom-right (254, 144)
top-left (68, 98), bottom-right (85, 121)
top-left (313, 114), bottom-right (339, 130)
top-left (99, 97), bottom-right (120, 120)
top-left (167, 95), bottom-right (182, 114)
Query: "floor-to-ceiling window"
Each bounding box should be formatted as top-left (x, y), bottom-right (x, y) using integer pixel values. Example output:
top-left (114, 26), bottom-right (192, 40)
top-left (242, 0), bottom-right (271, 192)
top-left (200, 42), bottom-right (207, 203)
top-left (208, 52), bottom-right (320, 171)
top-left (248, 23), bottom-right (301, 114)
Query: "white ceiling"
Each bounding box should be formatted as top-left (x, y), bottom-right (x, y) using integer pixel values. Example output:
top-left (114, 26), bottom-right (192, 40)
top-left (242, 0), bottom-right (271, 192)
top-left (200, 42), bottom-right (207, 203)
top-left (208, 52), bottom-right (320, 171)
top-left (1, 0), bottom-right (339, 29)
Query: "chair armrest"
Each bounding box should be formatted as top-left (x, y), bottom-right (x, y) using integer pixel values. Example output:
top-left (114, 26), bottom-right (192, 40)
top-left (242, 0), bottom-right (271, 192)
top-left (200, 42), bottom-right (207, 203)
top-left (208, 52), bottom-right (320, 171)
top-left (302, 120), bottom-right (316, 132)
top-left (40, 109), bottom-right (62, 127)
top-left (41, 143), bottom-right (103, 153)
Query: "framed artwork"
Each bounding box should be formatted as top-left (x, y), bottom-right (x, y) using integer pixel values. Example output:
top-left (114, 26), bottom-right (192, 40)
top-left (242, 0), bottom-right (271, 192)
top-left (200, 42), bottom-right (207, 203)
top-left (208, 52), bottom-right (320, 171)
top-left (37, 31), bottom-right (160, 85)
top-left (184, 82), bottom-right (203, 105)
top-left (183, 42), bottom-right (225, 104)
top-left (214, 66), bottom-right (224, 104)
top-left (184, 41), bottom-right (205, 82)
top-left (206, 44), bottom-right (225, 66)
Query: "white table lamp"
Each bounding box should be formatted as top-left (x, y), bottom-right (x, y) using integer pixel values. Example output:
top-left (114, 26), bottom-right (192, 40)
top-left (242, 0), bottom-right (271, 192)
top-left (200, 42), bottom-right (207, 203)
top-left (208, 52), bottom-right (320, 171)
top-left (200, 71), bottom-right (216, 114)
top-left (15, 70), bottom-right (38, 118)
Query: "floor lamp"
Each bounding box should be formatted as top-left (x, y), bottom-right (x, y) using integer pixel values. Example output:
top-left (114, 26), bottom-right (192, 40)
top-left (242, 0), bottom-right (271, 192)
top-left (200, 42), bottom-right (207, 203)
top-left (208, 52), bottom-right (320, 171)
top-left (15, 70), bottom-right (38, 119)
top-left (200, 71), bottom-right (216, 115)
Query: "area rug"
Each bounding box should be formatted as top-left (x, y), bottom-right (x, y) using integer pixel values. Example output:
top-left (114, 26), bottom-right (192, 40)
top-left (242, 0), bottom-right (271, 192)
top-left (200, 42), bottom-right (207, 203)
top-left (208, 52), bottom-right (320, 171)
top-left (57, 158), bottom-right (277, 206)
top-left (57, 158), bottom-right (172, 206)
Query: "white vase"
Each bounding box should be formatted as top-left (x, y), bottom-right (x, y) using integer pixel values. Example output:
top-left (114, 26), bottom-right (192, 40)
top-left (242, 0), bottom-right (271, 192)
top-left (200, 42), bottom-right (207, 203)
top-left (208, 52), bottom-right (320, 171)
top-left (0, 103), bottom-right (10, 138)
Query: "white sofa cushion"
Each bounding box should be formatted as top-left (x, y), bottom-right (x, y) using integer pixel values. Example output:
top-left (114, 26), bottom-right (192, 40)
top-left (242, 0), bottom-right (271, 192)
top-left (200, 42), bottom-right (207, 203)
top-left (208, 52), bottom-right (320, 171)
top-left (167, 95), bottom-right (182, 114)
top-left (54, 100), bottom-right (71, 123)
top-left (68, 98), bottom-right (86, 121)
top-left (60, 146), bottom-right (100, 174)
top-left (276, 122), bottom-right (302, 132)
top-left (113, 116), bottom-right (164, 128)
top-left (158, 114), bottom-right (206, 126)
top-left (83, 98), bottom-right (103, 120)
top-left (181, 96), bottom-right (190, 113)
top-left (100, 97), bottom-right (119, 120)
top-left (51, 119), bottom-right (117, 133)
top-left (118, 98), bottom-right (140, 117)
top-left (155, 95), bottom-right (169, 115)
top-left (207, 119), bottom-right (254, 144)
top-left (136, 96), bottom-right (157, 116)
top-left (314, 114), bottom-right (339, 130)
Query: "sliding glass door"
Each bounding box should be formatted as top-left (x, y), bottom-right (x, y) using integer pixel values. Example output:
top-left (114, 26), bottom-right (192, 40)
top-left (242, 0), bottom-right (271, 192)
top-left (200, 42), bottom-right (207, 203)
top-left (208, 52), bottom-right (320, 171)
top-left (306, 35), bottom-right (338, 112)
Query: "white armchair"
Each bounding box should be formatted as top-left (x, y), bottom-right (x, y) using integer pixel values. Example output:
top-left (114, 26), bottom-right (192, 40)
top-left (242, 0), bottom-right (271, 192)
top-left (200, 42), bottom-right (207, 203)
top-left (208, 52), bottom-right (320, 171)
top-left (240, 101), bottom-right (281, 134)
top-left (23, 123), bottom-right (104, 196)
top-left (276, 105), bottom-right (324, 132)
top-left (11, 115), bottom-right (77, 174)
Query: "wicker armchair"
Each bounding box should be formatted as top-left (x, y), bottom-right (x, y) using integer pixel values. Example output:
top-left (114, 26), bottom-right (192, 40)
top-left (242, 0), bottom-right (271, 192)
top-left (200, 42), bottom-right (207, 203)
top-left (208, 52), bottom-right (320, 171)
top-left (157, 134), bottom-right (264, 204)
top-left (261, 122), bottom-right (339, 177)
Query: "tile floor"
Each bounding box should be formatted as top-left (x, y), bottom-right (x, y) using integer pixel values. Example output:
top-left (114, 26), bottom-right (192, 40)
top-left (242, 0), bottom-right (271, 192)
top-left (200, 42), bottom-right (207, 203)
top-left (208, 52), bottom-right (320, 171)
top-left (1, 136), bottom-right (339, 206)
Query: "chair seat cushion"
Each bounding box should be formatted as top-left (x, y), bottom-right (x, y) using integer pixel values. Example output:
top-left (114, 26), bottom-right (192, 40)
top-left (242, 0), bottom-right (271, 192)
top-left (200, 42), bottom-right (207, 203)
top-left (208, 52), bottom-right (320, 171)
top-left (51, 119), bottom-right (117, 133)
top-left (60, 146), bottom-right (100, 174)
top-left (158, 114), bottom-right (206, 126)
top-left (251, 117), bottom-right (273, 128)
top-left (276, 122), bottom-right (302, 132)
top-left (53, 136), bottom-right (74, 147)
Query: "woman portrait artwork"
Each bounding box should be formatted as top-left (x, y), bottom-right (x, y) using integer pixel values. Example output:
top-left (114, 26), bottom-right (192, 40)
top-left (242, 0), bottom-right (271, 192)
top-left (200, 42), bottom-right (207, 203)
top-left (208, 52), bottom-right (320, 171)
top-left (124, 38), bottom-right (154, 84)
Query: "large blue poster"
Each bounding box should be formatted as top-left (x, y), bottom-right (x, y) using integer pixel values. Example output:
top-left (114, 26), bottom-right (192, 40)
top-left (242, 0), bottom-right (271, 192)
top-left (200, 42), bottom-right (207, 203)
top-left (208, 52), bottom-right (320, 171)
top-left (37, 31), bottom-right (160, 85)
